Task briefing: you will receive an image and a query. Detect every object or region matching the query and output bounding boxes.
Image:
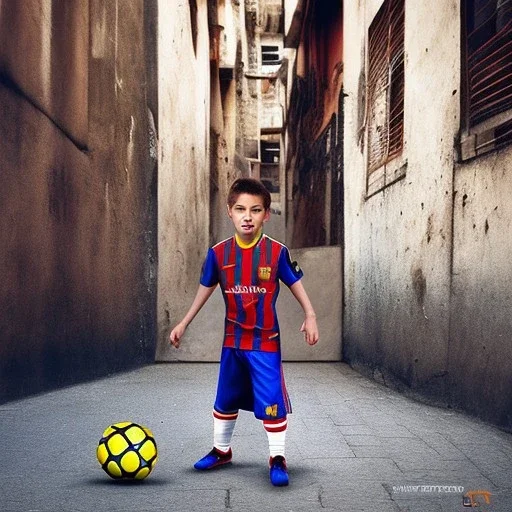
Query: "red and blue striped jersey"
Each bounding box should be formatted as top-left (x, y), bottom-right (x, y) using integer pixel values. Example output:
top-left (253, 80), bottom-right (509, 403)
top-left (200, 233), bottom-right (303, 352)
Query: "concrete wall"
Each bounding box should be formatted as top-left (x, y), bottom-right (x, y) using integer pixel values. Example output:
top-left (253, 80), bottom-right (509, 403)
top-left (450, 150), bottom-right (512, 428)
top-left (156, 0), bottom-right (212, 359)
top-left (209, 0), bottom-right (241, 245)
top-left (279, 246), bottom-right (342, 361)
top-left (0, 0), bottom-right (157, 402)
top-left (343, 0), bottom-right (512, 429)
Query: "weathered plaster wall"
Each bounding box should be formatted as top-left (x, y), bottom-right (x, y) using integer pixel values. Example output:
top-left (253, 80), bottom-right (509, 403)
top-left (210, 1), bottom-right (240, 245)
top-left (451, 151), bottom-right (512, 428)
top-left (235, 1), bottom-right (259, 163)
top-left (284, 0), bottom-right (299, 35)
top-left (343, 0), bottom-right (512, 429)
top-left (343, 0), bottom-right (458, 396)
top-left (0, 0), bottom-right (157, 402)
top-left (156, 0), bottom-right (212, 360)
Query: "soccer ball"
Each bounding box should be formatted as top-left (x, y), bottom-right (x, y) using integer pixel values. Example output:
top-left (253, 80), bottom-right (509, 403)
top-left (96, 421), bottom-right (158, 480)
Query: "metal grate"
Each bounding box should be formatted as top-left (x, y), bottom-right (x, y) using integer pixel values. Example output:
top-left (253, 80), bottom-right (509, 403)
top-left (465, 0), bottom-right (512, 127)
top-left (367, 0), bottom-right (405, 174)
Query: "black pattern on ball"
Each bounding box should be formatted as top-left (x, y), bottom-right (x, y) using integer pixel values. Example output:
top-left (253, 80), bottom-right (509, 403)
top-left (96, 421), bottom-right (158, 480)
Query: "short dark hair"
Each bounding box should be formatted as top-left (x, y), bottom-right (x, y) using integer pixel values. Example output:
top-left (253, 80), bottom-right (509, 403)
top-left (227, 178), bottom-right (271, 210)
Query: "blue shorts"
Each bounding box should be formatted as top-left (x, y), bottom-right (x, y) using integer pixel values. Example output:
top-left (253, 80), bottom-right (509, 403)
top-left (214, 348), bottom-right (292, 420)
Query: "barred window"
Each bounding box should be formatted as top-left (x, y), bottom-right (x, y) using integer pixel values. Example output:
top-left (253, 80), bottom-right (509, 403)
top-left (460, 0), bottom-right (512, 160)
top-left (366, 0), bottom-right (405, 184)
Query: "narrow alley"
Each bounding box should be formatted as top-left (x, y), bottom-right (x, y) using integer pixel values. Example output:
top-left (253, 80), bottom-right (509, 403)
top-left (1, 1), bottom-right (512, 511)
top-left (1, 362), bottom-right (511, 511)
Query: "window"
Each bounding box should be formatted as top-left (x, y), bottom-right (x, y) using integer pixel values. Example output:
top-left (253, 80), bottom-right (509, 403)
top-left (261, 139), bottom-right (280, 164)
top-left (261, 45), bottom-right (282, 66)
top-left (459, 0), bottom-right (512, 160)
top-left (260, 136), bottom-right (280, 198)
top-left (366, 0), bottom-right (405, 195)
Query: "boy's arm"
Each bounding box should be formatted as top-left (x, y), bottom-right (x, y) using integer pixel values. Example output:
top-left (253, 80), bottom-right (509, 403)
top-left (169, 284), bottom-right (217, 348)
top-left (289, 280), bottom-right (319, 346)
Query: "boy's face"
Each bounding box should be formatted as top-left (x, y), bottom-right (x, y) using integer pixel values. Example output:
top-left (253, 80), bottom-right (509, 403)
top-left (227, 193), bottom-right (270, 243)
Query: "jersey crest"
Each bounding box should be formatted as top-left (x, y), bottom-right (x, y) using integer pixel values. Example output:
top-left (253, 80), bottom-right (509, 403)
top-left (258, 266), bottom-right (272, 281)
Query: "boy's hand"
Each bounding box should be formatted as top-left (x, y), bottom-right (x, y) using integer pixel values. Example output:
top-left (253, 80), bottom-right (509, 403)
top-left (169, 323), bottom-right (187, 348)
top-left (300, 316), bottom-right (319, 345)
top-left (168, 285), bottom-right (217, 349)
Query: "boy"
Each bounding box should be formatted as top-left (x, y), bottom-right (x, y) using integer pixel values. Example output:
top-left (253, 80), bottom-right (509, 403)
top-left (169, 178), bottom-right (319, 486)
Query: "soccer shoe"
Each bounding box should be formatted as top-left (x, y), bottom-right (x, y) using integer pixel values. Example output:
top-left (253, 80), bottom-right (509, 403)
top-left (269, 455), bottom-right (289, 486)
top-left (194, 447), bottom-right (232, 470)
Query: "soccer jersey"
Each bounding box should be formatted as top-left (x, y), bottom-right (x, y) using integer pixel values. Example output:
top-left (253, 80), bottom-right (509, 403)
top-left (200, 232), bottom-right (303, 352)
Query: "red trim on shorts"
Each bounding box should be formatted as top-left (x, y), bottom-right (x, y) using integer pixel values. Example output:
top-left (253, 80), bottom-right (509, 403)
top-left (281, 363), bottom-right (292, 413)
top-left (213, 410), bottom-right (239, 421)
top-left (263, 418), bottom-right (288, 432)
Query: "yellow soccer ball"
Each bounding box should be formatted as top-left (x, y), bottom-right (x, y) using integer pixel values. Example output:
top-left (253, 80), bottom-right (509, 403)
top-left (97, 421), bottom-right (158, 480)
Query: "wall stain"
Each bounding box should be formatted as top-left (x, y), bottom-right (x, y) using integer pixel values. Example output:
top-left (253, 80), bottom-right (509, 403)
top-left (411, 267), bottom-right (427, 306)
top-left (426, 214), bottom-right (433, 244)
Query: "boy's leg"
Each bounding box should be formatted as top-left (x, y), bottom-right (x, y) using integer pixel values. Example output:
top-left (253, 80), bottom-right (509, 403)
top-left (194, 410), bottom-right (238, 470)
top-left (245, 351), bottom-right (291, 486)
top-left (264, 417), bottom-right (289, 486)
top-left (213, 410), bottom-right (238, 452)
top-left (263, 417), bottom-right (288, 458)
top-left (195, 348), bottom-right (251, 470)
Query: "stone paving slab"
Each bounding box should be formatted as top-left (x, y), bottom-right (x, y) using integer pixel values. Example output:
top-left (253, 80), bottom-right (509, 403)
top-left (0, 362), bottom-right (511, 511)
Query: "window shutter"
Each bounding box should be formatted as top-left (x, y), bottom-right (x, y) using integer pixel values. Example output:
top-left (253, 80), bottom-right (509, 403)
top-left (367, 0), bottom-right (405, 174)
top-left (466, 0), bottom-right (512, 127)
